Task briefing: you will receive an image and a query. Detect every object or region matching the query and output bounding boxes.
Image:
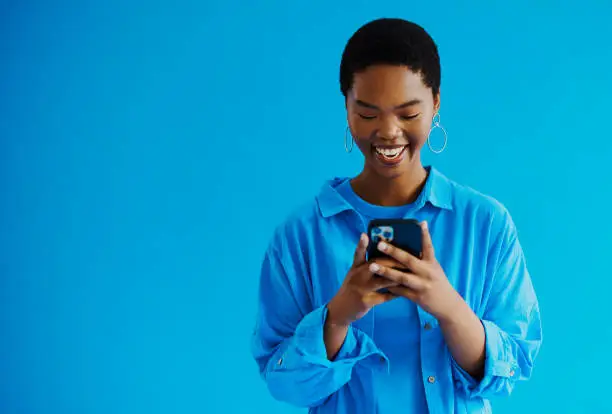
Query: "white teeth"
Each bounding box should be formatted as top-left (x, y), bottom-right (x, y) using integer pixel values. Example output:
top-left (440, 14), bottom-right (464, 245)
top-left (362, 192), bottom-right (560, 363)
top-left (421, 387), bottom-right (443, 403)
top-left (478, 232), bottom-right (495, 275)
top-left (375, 146), bottom-right (405, 159)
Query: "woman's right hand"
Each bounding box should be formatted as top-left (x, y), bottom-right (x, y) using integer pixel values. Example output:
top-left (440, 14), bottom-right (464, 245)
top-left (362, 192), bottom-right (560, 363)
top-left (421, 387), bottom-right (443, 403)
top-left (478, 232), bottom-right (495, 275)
top-left (326, 233), bottom-right (400, 328)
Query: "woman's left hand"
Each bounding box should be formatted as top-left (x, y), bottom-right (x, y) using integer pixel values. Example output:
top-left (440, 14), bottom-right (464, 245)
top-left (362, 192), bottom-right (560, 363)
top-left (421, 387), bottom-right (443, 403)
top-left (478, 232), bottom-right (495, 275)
top-left (368, 221), bottom-right (463, 322)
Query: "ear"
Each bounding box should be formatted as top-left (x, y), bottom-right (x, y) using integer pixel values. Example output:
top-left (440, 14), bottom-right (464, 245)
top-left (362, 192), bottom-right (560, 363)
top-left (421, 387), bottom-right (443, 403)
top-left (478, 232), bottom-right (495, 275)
top-left (344, 95), bottom-right (352, 125)
top-left (433, 92), bottom-right (441, 114)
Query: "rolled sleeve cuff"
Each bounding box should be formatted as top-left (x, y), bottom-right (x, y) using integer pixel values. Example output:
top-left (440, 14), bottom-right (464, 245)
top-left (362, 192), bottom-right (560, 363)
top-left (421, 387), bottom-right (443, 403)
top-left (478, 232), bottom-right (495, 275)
top-left (452, 319), bottom-right (519, 396)
top-left (277, 305), bottom-right (389, 373)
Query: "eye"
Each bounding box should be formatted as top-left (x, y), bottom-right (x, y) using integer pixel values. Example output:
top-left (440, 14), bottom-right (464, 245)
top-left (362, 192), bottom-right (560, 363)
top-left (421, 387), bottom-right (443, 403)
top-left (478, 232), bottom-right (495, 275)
top-left (358, 113), bottom-right (377, 120)
top-left (399, 114), bottom-right (420, 121)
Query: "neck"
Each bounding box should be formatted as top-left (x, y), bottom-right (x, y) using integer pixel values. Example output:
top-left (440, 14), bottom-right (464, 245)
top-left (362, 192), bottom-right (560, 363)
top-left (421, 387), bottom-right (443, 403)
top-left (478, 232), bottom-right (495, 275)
top-left (351, 164), bottom-right (429, 207)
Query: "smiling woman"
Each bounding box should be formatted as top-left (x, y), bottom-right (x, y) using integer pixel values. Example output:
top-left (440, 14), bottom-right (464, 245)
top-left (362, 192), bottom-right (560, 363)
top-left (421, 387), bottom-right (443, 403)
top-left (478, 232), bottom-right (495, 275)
top-left (348, 66), bottom-right (435, 172)
top-left (251, 18), bottom-right (541, 414)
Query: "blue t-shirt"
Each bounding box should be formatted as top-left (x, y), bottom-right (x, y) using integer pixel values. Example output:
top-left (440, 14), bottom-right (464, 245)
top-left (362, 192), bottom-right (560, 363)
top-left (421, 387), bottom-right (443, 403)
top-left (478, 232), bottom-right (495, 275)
top-left (251, 166), bottom-right (542, 414)
top-left (335, 179), bottom-right (428, 413)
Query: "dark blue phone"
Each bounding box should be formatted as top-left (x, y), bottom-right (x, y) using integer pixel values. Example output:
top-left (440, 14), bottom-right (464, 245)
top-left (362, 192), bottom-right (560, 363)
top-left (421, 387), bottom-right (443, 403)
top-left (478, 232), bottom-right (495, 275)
top-left (366, 218), bottom-right (423, 292)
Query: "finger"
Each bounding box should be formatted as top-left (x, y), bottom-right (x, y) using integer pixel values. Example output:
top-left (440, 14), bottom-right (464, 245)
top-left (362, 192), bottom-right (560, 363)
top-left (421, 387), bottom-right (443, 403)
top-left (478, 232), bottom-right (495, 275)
top-left (352, 233), bottom-right (369, 267)
top-left (369, 262), bottom-right (427, 291)
top-left (387, 285), bottom-right (417, 300)
top-left (366, 275), bottom-right (399, 292)
top-left (421, 221), bottom-right (435, 261)
top-left (355, 258), bottom-right (406, 286)
top-left (370, 257), bottom-right (407, 269)
top-left (376, 241), bottom-right (425, 274)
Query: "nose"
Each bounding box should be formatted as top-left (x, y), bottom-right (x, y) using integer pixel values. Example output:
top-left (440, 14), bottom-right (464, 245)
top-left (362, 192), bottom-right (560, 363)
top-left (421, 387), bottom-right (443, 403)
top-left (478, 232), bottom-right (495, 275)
top-left (378, 117), bottom-right (402, 141)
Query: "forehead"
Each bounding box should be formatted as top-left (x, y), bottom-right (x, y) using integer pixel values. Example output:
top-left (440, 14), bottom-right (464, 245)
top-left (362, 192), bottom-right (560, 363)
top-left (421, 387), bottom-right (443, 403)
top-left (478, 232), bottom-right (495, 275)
top-left (350, 65), bottom-right (430, 102)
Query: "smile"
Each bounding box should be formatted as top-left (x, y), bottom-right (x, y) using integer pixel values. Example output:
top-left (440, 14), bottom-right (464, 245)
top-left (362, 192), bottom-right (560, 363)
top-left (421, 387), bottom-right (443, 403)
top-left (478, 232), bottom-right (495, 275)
top-left (375, 146), bottom-right (406, 159)
top-left (372, 145), bottom-right (409, 165)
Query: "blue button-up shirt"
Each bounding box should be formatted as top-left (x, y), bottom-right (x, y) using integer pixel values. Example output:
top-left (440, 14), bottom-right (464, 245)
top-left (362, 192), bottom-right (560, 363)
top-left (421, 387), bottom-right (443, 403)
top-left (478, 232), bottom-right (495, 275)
top-left (251, 167), bottom-right (542, 413)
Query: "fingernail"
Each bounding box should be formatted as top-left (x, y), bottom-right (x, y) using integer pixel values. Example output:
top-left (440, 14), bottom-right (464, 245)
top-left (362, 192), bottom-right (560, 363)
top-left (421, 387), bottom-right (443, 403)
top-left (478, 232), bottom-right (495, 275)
top-left (369, 263), bottom-right (380, 272)
top-left (378, 241), bottom-right (388, 251)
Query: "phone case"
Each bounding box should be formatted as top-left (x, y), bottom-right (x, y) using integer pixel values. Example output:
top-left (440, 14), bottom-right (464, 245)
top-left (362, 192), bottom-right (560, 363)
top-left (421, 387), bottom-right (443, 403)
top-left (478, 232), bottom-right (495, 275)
top-left (366, 218), bottom-right (423, 261)
top-left (367, 219), bottom-right (423, 294)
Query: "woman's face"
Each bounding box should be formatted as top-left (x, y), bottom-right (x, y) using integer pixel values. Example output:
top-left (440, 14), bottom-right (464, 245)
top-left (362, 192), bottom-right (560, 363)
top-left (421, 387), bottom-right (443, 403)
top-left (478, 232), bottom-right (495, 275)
top-left (346, 65), bottom-right (440, 179)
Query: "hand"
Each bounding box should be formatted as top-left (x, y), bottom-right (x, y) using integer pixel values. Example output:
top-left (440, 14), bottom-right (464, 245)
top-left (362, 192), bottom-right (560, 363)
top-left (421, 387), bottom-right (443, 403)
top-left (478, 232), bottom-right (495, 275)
top-left (326, 233), bottom-right (401, 327)
top-left (368, 221), bottom-right (463, 322)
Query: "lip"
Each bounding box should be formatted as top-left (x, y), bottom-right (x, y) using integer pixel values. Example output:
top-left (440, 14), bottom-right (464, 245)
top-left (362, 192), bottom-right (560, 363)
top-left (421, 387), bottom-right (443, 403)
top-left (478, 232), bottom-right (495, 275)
top-left (372, 144), bottom-right (409, 149)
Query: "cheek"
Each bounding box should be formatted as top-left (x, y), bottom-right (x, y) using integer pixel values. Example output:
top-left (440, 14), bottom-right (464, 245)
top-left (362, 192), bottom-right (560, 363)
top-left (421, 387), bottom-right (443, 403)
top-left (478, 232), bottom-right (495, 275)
top-left (354, 138), bottom-right (371, 155)
top-left (350, 117), bottom-right (432, 148)
top-left (348, 117), bottom-right (375, 140)
top-left (408, 120), bottom-right (432, 146)
top-left (348, 121), bottom-right (373, 153)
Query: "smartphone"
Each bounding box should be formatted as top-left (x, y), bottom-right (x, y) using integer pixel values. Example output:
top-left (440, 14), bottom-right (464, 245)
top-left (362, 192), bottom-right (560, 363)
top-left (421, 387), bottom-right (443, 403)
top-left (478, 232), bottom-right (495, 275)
top-left (366, 219), bottom-right (423, 292)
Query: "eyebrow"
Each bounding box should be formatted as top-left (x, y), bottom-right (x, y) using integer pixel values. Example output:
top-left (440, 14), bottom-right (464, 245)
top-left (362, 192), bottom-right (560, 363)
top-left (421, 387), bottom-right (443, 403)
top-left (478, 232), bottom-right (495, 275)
top-left (355, 99), bottom-right (422, 110)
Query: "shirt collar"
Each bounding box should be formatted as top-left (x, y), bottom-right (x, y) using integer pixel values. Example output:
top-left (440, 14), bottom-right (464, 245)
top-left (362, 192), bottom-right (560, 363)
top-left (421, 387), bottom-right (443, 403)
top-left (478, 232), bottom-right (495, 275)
top-left (316, 166), bottom-right (453, 218)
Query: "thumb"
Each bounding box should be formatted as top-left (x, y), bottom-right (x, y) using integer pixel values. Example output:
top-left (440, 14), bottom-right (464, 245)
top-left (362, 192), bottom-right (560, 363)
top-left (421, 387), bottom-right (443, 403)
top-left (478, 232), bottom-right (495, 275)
top-left (352, 233), bottom-right (369, 267)
top-left (421, 221), bottom-right (435, 261)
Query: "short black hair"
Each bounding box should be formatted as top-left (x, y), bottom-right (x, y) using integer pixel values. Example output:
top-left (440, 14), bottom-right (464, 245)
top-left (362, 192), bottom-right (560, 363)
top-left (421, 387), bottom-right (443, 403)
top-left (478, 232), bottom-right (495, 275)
top-left (339, 18), bottom-right (441, 97)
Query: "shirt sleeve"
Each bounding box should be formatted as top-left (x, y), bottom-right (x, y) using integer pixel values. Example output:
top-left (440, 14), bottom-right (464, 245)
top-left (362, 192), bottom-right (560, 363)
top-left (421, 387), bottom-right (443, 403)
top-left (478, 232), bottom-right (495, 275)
top-left (250, 243), bottom-right (388, 408)
top-left (451, 211), bottom-right (542, 399)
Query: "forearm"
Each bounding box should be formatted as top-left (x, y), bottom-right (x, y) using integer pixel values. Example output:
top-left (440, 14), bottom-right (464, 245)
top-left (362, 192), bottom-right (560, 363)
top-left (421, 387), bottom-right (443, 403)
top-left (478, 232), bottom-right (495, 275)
top-left (323, 318), bottom-right (350, 360)
top-left (439, 296), bottom-right (486, 379)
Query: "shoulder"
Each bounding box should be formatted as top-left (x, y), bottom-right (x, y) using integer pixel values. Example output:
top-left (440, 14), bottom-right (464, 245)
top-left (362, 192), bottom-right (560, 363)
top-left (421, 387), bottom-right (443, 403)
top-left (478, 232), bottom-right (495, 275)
top-left (266, 177), bottom-right (349, 251)
top-left (275, 199), bottom-right (320, 239)
top-left (265, 194), bottom-right (323, 256)
top-left (446, 176), bottom-right (516, 236)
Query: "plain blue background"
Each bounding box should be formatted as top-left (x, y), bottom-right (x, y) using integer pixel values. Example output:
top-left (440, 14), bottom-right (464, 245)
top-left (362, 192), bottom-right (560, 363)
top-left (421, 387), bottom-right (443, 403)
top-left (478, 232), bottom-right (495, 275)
top-left (1, 1), bottom-right (611, 413)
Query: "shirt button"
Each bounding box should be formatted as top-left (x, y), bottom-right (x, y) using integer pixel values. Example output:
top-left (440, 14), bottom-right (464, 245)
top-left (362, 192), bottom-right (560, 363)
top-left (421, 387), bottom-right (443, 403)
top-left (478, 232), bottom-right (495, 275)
top-left (509, 370), bottom-right (515, 377)
top-left (424, 322), bottom-right (432, 331)
top-left (428, 376), bottom-right (436, 384)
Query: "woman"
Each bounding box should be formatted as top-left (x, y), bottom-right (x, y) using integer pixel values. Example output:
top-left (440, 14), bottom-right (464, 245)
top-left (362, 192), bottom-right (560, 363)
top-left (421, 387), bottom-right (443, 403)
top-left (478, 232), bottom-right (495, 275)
top-left (251, 18), bottom-right (541, 413)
